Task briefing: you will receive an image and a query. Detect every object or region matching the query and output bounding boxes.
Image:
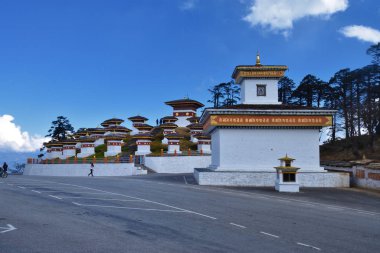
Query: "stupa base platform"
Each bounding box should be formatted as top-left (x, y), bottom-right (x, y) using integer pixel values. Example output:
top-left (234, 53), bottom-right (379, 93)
top-left (194, 169), bottom-right (349, 187)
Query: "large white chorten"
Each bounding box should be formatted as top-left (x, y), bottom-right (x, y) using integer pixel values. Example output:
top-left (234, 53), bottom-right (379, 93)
top-left (195, 54), bottom-right (348, 187)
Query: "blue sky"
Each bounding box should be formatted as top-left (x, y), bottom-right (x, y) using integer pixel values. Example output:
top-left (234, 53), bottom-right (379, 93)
top-left (0, 0), bottom-right (379, 155)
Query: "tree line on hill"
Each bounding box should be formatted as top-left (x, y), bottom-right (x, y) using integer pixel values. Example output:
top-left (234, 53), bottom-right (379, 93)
top-left (208, 43), bottom-right (380, 155)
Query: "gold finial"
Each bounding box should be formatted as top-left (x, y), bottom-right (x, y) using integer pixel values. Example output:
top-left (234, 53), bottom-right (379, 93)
top-left (256, 51), bottom-right (261, 65)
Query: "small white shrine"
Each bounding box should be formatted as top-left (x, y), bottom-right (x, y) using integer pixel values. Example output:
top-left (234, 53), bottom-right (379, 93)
top-left (50, 143), bottom-right (63, 159)
top-left (74, 129), bottom-right (88, 148)
top-left (88, 128), bottom-right (107, 147)
top-left (166, 133), bottom-right (182, 154)
top-left (135, 124), bottom-right (153, 134)
top-left (128, 116), bottom-right (148, 135)
top-left (105, 135), bottom-right (124, 157)
top-left (187, 123), bottom-right (203, 143)
top-left (196, 135), bottom-right (211, 154)
top-left (77, 138), bottom-right (96, 158)
top-left (133, 133), bottom-right (152, 155)
top-left (104, 126), bottom-right (132, 136)
top-left (160, 122), bottom-right (178, 144)
top-left (165, 98), bottom-right (204, 127)
top-left (101, 118), bottom-right (124, 127)
top-left (274, 155), bottom-right (300, 192)
top-left (62, 140), bottom-right (77, 158)
top-left (44, 143), bottom-right (52, 159)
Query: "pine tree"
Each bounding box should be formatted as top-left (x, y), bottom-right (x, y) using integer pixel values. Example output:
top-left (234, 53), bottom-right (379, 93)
top-left (278, 76), bottom-right (295, 104)
top-left (46, 116), bottom-right (75, 141)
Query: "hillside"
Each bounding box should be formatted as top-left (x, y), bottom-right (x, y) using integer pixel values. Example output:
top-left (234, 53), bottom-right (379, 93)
top-left (320, 135), bottom-right (380, 162)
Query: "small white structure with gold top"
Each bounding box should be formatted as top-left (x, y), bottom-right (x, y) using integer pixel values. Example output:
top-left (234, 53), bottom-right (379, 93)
top-left (133, 133), bottom-right (152, 155)
top-left (50, 142), bottom-right (63, 159)
top-left (274, 155), bottom-right (300, 192)
top-left (160, 116), bottom-right (178, 144)
top-left (165, 98), bottom-right (204, 128)
top-left (166, 133), bottom-right (182, 154)
top-left (44, 142), bottom-right (52, 159)
top-left (88, 128), bottom-right (107, 147)
top-left (196, 134), bottom-right (211, 154)
top-left (128, 116), bottom-right (149, 135)
top-left (187, 117), bottom-right (203, 142)
top-left (104, 135), bottom-right (124, 157)
top-left (134, 123), bottom-right (153, 134)
top-left (61, 140), bottom-right (77, 159)
top-left (77, 138), bottom-right (96, 158)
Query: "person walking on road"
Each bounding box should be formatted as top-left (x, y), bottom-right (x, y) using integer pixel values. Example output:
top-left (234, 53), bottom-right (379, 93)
top-left (88, 162), bottom-right (94, 177)
top-left (2, 162), bottom-right (8, 178)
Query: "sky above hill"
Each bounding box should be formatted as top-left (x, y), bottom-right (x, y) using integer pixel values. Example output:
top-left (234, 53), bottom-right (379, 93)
top-left (0, 0), bottom-right (379, 156)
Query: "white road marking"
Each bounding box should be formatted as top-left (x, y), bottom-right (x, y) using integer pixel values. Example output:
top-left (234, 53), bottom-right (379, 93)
top-left (229, 223), bottom-right (246, 229)
top-left (355, 211), bottom-right (376, 216)
top-left (297, 242), bottom-right (321, 251)
top-left (186, 186), bottom-right (380, 217)
top-left (49, 195), bottom-right (62, 200)
top-left (11, 177), bottom-right (380, 217)
top-left (31, 190), bottom-right (64, 193)
top-left (32, 180), bottom-right (218, 220)
top-left (183, 176), bottom-right (188, 184)
top-left (29, 186), bottom-right (84, 189)
top-left (38, 191), bottom-right (113, 195)
top-left (63, 191), bottom-right (117, 194)
top-left (17, 186), bottom-right (26, 189)
top-left (62, 197), bottom-right (144, 202)
top-left (13, 178), bottom-right (217, 219)
top-left (0, 224), bottom-right (17, 234)
top-left (327, 206), bottom-right (343, 211)
top-left (260, 231), bottom-right (280, 238)
top-left (72, 202), bottom-right (188, 212)
top-left (31, 190), bottom-right (41, 194)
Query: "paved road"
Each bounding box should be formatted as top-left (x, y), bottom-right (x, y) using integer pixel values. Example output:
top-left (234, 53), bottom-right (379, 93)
top-left (0, 174), bottom-right (379, 253)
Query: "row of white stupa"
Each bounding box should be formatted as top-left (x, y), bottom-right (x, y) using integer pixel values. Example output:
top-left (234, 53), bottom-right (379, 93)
top-left (44, 105), bottom-right (211, 159)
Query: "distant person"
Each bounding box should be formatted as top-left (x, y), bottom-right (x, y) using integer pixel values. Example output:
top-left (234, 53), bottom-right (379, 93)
top-left (88, 162), bottom-right (94, 177)
top-left (3, 162), bottom-right (8, 173)
top-left (156, 119), bottom-right (159, 126)
top-left (2, 162), bottom-right (8, 178)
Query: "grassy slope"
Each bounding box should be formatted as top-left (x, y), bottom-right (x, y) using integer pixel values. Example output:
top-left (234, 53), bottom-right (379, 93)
top-left (320, 135), bottom-right (380, 162)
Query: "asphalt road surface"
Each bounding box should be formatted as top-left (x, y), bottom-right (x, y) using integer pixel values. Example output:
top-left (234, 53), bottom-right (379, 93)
top-left (0, 174), bottom-right (379, 253)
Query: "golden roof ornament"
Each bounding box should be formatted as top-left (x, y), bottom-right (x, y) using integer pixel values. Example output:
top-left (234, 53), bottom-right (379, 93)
top-left (256, 51), bottom-right (261, 66)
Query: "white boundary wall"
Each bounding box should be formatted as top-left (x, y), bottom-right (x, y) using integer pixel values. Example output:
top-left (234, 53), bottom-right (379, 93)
top-left (145, 156), bottom-right (211, 173)
top-left (194, 169), bottom-right (349, 187)
top-left (325, 165), bottom-right (380, 190)
top-left (24, 163), bottom-right (147, 177)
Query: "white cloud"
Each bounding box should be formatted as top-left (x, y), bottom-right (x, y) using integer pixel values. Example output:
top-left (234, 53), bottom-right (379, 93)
top-left (0, 115), bottom-right (50, 152)
top-left (340, 25), bottom-right (380, 44)
top-left (180, 0), bottom-right (197, 11)
top-left (243, 0), bottom-right (348, 36)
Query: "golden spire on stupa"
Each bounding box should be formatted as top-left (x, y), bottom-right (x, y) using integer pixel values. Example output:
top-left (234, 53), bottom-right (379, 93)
top-left (256, 51), bottom-right (261, 66)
